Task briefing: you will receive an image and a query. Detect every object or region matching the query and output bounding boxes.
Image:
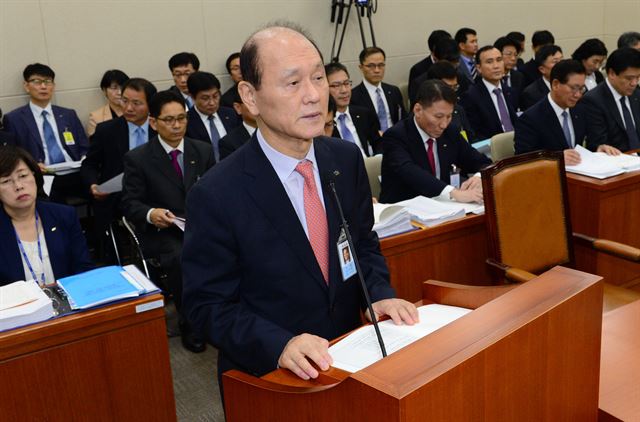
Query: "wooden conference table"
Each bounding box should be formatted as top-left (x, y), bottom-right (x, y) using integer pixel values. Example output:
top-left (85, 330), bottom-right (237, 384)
top-left (0, 293), bottom-right (176, 421)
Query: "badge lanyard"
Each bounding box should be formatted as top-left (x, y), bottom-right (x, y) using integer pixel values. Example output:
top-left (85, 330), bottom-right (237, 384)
top-left (14, 213), bottom-right (46, 286)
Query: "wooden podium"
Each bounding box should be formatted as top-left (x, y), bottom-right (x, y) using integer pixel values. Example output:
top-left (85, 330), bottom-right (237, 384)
top-left (222, 267), bottom-right (603, 421)
top-left (0, 293), bottom-right (176, 421)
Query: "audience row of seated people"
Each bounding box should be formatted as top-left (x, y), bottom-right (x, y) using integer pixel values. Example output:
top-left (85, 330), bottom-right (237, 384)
top-left (2, 30), bottom-right (640, 352)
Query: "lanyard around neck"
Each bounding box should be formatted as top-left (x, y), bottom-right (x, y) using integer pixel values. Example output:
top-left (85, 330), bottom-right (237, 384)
top-left (14, 212), bottom-right (46, 286)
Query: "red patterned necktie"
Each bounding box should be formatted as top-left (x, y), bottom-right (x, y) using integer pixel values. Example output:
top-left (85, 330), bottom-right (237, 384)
top-left (295, 160), bottom-right (329, 284)
top-left (426, 138), bottom-right (436, 175)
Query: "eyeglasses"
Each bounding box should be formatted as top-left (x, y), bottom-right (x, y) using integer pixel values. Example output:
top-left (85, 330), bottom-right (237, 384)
top-left (565, 84), bottom-right (587, 94)
top-left (328, 80), bottom-right (352, 89)
top-left (363, 63), bottom-right (386, 70)
top-left (172, 71), bottom-right (193, 79)
top-left (28, 79), bottom-right (54, 86)
top-left (0, 171), bottom-right (34, 189)
top-left (156, 114), bottom-right (188, 125)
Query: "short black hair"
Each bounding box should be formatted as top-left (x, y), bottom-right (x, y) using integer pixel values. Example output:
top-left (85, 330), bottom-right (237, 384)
top-left (535, 45), bottom-right (563, 67)
top-left (434, 38), bottom-right (460, 62)
top-left (0, 145), bottom-right (44, 195)
top-left (550, 59), bottom-right (586, 84)
top-left (187, 71), bottom-right (221, 97)
top-left (572, 39), bottom-right (608, 62)
top-left (23, 63), bottom-right (55, 81)
top-left (328, 95), bottom-right (337, 115)
top-left (99, 69), bottom-right (129, 90)
top-left (506, 31), bottom-right (525, 44)
top-left (426, 61), bottom-right (457, 81)
top-left (148, 90), bottom-right (186, 118)
top-left (428, 30), bottom-right (451, 52)
top-left (617, 31), bottom-right (640, 49)
top-left (121, 78), bottom-right (157, 104)
top-left (225, 52), bottom-right (240, 73)
top-left (240, 20), bottom-right (323, 90)
top-left (415, 79), bottom-right (457, 108)
top-left (168, 52), bottom-right (200, 72)
top-left (454, 27), bottom-right (476, 45)
top-left (531, 30), bottom-right (555, 48)
top-left (605, 47), bottom-right (640, 74)
top-left (494, 36), bottom-right (522, 54)
top-left (359, 46), bottom-right (386, 64)
top-left (324, 62), bottom-right (350, 78)
top-left (475, 45), bottom-right (498, 64)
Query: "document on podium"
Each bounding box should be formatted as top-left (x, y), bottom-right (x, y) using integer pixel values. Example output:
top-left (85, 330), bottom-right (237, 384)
top-left (329, 304), bottom-right (471, 373)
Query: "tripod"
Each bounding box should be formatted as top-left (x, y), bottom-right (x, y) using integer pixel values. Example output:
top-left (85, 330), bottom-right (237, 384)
top-left (330, 0), bottom-right (378, 63)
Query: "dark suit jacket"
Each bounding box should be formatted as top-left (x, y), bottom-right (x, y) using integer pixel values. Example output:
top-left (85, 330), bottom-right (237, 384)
top-left (506, 69), bottom-right (525, 110)
top-left (0, 130), bottom-right (15, 146)
top-left (220, 85), bottom-right (238, 110)
top-left (182, 135), bottom-right (395, 377)
top-left (582, 82), bottom-right (640, 152)
top-left (0, 201), bottom-right (93, 285)
top-left (520, 58), bottom-right (541, 87)
top-left (460, 80), bottom-right (518, 141)
top-left (185, 106), bottom-right (240, 152)
top-left (515, 98), bottom-right (587, 154)
top-left (521, 78), bottom-right (550, 111)
top-left (339, 105), bottom-right (382, 156)
top-left (4, 104), bottom-right (89, 163)
top-left (220, 124), bottom-right (252, 160)
top-left (408, 56), bottom-right (434, 94)
top-left (379, 117), bottom-right (491, 203)
top-left (350, 82), bottom-right (407, 126)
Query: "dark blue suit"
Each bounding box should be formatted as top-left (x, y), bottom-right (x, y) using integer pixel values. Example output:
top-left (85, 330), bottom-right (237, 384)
top-left (182, 135), bottom-right (395, 377)
top-left (4, 104), bottom-right (88, 163)
top-left (460, 80), bottom-right (518, 141)
top-left (0, 201), bottom-right (93, 286)
top-left (515, 97), bottom-right (587, 154)
top-left (186, 106), bottom-right (240, 159)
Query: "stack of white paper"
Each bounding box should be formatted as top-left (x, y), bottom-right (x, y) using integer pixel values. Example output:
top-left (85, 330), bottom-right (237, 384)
top-left (329, 304), bottom-right (471, 373)
top-left (0, 280), bottom-right (54, 332)
top-left (565, 146), bottom-right (629, 179)
top-left (45, 161), bottom-right (82, 176)
top-left (431, 197), bottom-right (485, 215)
top-left (397, 196), bottom-right (466, 227)
top-left (372, 203), bottom-right (414, 238)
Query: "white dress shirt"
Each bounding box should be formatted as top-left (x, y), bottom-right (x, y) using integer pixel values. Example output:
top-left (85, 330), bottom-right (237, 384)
top-left (29, 102), bottom-right (73, 164)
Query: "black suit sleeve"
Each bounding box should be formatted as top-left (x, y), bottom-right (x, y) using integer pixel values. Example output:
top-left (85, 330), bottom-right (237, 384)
top-left (121, 150), bottom-right (153, 229)
top-left (514, 111), bottom-right (543, 154)
top-left (582, 94), bottom-right (610, 151)
top-left (80, 129), bottom-right (106, 189)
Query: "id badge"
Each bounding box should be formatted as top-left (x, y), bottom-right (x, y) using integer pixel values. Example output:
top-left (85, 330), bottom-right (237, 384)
top-left (63, 130), bottom-right (75, 145)
top-left (337, 229), bottom-right (357, 281)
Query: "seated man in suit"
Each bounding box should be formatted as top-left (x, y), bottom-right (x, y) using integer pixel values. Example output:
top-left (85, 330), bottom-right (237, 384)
top-left (582, 47), bottom-right (640, 153)
top-left (182, 23), bottom-right (417, 386)
top-left (409, 38), bottom-right (465, 105)
top-left (455, 27), bottom-right (479, 85)
top-left (425, 61), bottom-right (476, 142)
top-left (350, 47), bottom-right (406, 132)
top-left (408, 29), bottom-right (451, 91)
top-left (220, 52), bottom-right (242, 109)
top-left (325, 62), bottom-right (381, 156)
top-left (520, 30), bottom-right (555, 87)
top-left (4, 63), bottom-right (89, 204)
top-left (617, 31), bottom-right (640, 50)
top-left (168, 52), bottom-right (200, 109)
top-left (521, 45), bottom-right (563, 110)
top-left (185, 71), bottom-right (240, 162)
top-left (515, 59), bottom-right (592, 165)
top-left (494, 36), bottom-right (524, 110)
top-left (122, 90), bottom-right (214, 353)
top-left (219, 86), bottom-right (257, 159)
top-left (460, 46), bottom-right (517, 141)
top-left (380, 80), bottom-right (491, 204)
top-left (81, 78), bottom-right (157, 258)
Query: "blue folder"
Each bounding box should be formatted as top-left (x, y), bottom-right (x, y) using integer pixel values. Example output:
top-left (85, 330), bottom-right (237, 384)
top-left (57, 266), bottom-right (140, 310)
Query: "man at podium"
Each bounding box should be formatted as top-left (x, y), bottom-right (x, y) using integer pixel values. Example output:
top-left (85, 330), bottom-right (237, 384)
top-left (182, 22), bottom-right (417, 390)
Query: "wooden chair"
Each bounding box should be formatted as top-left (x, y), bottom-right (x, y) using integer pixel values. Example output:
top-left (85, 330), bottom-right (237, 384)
top-left (490, 131), bottom-right (515, 162)
top-left (364, 154), bottom-right (383, 199)
top-left (481, 150), bottom-right (640, 312)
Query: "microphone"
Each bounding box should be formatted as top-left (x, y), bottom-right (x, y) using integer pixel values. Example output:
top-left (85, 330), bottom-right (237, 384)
top-left (323, 169), bottom-right (387, 358)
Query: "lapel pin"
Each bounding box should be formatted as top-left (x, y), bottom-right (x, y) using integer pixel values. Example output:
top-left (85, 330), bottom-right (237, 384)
top-left (51, 227), bottom-right (57, 232)
top-left (190, 160), bottom-right (195, 164)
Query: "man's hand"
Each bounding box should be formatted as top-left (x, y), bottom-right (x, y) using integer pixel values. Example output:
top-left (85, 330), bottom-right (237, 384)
top-left (37, 162), bottom-right (47, 173)
top-left (150, 208), bottom-right (175, 228)
top-left (597, 144), bottom-right (622, 156)
top-left (563, 149), bottom-right (582, 166)
top-left (277, 333), bottom-right (332, 380)
top-left (366, 298), bottom-right (419, 325)
top-left (450, 187), bottom-right (484, 204)
top-left (90, 184), bottom-right (110, 200)
top-left (460, 175), bottom-right (481, 191)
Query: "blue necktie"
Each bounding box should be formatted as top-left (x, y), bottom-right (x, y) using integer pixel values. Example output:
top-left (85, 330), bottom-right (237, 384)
top-left (376, 88), bottom-right (389, 131)
top-left (337, 113), bottom-right (356, 143)
top-left (41, 110), bottom-right (65, 164)
top-left (470, 59), bottom-right (478, 80)
top-left (561, 111), bottom-right (572, 147)
top-left (134, 126), bottom-right (145, 148)
top-left (620, 97), bottom-right (640, 150)
top-left (208, 115), bottom-right (221, 161)
top-left (185, 96), bottom-right (194, 109)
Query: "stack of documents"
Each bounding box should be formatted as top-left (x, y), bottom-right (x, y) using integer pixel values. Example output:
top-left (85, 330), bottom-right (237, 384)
top-left (329, 304), bottom-right (471, 373)
top-left (45, 161), bottom-right (82, 176)
top-left (372, 203), bottom-right (414, 238)
top-left (57, 265), bottom-right (159, 310)
top-left (565, 145), bottom-right (640, 179)
top-left (397, 196), bottom-right (467, 227)
top-left (0, 280), bottom-right (53, 332)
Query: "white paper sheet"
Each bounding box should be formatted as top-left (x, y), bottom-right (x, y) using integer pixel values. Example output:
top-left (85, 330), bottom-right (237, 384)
top-left (97, 173), bottom-right (123, 194)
